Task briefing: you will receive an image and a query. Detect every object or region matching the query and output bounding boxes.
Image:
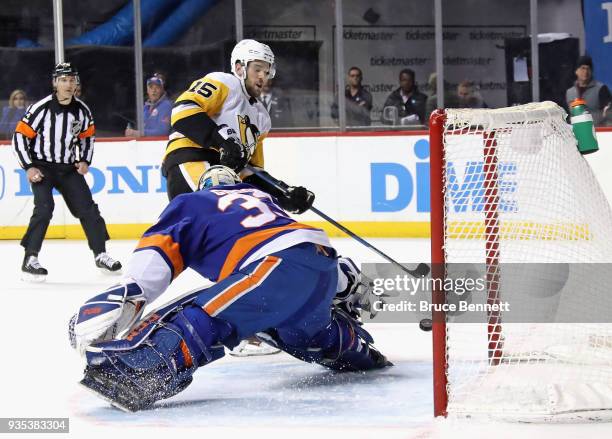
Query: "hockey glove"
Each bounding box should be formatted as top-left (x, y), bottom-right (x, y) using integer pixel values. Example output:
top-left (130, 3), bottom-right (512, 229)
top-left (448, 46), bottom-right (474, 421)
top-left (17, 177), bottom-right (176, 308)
top-left (216, 125), bottom-right (250, 172)
top-left (280, 186), bottom-right (315, 214)
top-left (69, 281), bottom-right (146, 356)
top-left (334, 257), bottom-right (384, 320)
top-left (242, 170), bottom-right (315, 214)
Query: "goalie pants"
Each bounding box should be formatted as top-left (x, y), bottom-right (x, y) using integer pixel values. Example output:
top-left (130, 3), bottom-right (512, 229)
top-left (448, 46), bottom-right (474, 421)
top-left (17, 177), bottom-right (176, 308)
top-left (20, 162), bottom-right (110, 256)
top-left (191, 243), bottom-right (338, 346)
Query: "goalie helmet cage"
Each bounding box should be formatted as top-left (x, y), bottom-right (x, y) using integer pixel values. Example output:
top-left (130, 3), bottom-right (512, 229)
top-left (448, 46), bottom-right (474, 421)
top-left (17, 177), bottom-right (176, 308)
top-left (428, 102), bottom-right (612, 422)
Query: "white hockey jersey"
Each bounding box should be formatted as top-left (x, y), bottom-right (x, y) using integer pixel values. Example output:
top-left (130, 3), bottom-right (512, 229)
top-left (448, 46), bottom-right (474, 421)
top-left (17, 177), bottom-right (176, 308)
top-left (164, 72), bottom-right (271, 168)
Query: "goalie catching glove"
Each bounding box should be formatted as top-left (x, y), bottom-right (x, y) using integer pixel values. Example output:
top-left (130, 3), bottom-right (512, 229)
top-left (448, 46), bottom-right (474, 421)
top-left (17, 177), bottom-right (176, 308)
top-left (68, 281), bottom-right (146, 356)
top-left (214, 124), bottom-right (250, 172)
top-left (334, 257), bottom-right (388, 320)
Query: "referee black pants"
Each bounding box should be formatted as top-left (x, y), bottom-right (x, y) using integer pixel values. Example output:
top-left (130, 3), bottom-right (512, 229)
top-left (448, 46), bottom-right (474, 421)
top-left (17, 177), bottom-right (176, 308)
top-left (21, 162), bottom-right (110, 256)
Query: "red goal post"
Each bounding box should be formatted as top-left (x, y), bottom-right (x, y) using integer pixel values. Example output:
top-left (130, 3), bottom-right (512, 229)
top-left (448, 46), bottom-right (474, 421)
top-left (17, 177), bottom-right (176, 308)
top-left (429, 109), bottom-right (448, 417)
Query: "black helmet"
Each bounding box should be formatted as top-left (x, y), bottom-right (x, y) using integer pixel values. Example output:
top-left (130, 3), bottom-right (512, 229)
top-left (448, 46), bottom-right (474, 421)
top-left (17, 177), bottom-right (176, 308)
top-left (52, 62), bottom-right (79, 79)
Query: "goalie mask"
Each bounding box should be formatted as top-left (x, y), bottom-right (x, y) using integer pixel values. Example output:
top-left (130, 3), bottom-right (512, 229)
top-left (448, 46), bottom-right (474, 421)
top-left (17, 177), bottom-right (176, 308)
top-left (197, 165), bottom-right (241, 191)
top-left (231, 39), bottom-right (276, 92)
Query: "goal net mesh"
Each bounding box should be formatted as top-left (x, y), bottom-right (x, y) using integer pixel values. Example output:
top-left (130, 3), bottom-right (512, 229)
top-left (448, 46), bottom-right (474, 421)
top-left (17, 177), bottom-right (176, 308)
top-left (440, 101), bottom-right (612, 421)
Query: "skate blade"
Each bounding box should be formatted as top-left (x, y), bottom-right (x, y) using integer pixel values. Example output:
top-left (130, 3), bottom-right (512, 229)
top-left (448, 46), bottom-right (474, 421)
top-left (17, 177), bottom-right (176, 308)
top-left (229, 345), bottom-right (281, 357)
top-left (97, 267), bottom-right (123, 276)
top-left (21, 272), bottom-right (47, 283)
top-left (229, 350), bottom-right (281, 357)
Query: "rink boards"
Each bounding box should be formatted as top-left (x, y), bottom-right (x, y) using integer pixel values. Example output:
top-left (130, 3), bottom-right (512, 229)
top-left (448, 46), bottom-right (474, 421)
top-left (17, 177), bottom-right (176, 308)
top-left (0, 130), bottom-right (610, 239)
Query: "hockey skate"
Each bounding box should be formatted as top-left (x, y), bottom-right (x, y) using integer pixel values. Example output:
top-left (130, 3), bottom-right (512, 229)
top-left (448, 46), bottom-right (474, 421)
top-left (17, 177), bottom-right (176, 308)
top-left (229, 337), bottom-right (281, 357)
top-left (95, 253), bottom-right (122, 273)
top-left (21, 255), bottom-right (48, 282)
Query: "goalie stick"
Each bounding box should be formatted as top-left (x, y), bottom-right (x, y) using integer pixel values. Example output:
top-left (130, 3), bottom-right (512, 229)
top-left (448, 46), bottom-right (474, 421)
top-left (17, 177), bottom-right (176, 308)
top-left (245, 165), bottom-right (430, 279)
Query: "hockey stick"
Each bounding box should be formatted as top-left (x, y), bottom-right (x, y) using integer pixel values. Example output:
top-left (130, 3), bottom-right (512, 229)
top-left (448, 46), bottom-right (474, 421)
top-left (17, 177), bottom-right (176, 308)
top-left (246, 165), bottom-right (430, 278)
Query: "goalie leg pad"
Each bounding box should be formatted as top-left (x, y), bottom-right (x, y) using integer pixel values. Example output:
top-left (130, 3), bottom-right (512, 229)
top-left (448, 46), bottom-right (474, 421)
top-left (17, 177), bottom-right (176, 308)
top-left (259, 308), bottom-right (392, 372)
top-left (82, 305), bottom-right (233, 411)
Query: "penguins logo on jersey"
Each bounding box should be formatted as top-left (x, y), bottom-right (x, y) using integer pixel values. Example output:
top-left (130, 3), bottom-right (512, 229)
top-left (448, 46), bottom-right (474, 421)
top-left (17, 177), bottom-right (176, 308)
top-left (238, 115), bottom-right (260, 156)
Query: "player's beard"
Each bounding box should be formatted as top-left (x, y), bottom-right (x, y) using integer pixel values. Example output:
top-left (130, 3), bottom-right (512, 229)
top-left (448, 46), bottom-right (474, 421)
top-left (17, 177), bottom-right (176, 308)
top-left (245, 79), bottom-right (263, 99)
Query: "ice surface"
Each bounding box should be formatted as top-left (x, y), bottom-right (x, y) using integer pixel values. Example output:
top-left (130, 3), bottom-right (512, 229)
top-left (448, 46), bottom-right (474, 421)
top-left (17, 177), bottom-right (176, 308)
top-left (1, 238), bottom-right (610, 438)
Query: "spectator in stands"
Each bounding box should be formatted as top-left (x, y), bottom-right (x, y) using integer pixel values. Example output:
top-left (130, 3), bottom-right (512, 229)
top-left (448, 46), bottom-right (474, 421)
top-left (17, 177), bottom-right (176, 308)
top-left (75, 84), bottom-right (83, 99)
top-left (382, 69), bottom-right (427, 126)
top-left (448, 80), bottom-right (488, 109)
top-left (425, 72), bottom-right (439, 123)
top-left (565, 55), bottom-right (611, 126)
top-left (125, 73), bottom-right (172, 137)
top-left (0, 89), bottom-right (27, 139)
top-left (259, 79), bottom-right (294, 128)
top-left (331, 66), bottom-right (373, 126)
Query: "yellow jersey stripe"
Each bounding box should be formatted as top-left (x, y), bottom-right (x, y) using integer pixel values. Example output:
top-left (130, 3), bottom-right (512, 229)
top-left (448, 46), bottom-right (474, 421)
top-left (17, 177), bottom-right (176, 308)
top-left (174, 77), bottom-right (230, 117)
top-left (250, 133), bottom-right (266, 167)
top-left (164, 137), bottom-right (202, 157)
top-left (171, 106), bottom-right (205, 126)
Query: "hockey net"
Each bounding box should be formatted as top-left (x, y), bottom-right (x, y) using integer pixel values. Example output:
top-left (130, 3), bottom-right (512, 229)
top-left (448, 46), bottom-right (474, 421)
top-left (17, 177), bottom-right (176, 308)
top-left (429, 102), bottom-right (612, 422)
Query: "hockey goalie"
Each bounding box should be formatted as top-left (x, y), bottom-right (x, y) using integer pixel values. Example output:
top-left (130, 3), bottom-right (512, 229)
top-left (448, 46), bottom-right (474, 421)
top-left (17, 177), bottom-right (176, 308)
top-left (68, 165), bottom-right (391, 412)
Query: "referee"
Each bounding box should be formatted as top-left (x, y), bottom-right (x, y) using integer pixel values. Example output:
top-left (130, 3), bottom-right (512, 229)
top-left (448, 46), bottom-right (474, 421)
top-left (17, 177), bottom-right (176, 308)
top-left (12, 62), bottom-right (121, 280)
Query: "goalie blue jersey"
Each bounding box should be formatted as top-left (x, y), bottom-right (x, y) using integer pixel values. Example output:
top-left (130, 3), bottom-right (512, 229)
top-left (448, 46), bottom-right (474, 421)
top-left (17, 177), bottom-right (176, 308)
top-left (125, 183), bottom-right (332, 302)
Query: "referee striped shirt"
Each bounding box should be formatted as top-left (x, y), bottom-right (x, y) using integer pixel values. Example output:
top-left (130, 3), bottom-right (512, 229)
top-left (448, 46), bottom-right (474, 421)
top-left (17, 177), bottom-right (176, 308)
top-left (12, 94), bottom-right (96, 169)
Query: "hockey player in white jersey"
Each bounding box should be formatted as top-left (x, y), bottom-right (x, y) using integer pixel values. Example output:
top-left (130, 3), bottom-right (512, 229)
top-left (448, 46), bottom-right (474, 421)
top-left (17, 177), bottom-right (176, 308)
top-left (162, 39), bottom-right (314, 216)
